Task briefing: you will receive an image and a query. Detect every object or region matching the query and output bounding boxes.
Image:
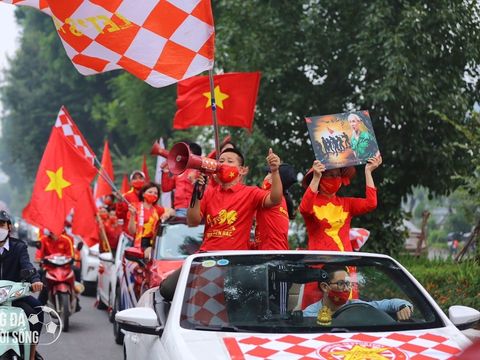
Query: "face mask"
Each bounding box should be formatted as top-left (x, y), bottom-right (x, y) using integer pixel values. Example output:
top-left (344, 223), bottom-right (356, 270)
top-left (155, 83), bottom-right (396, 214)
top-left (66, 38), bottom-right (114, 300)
top-left (131, 179), bottom-right (145, 190)
top-left (217, 164), bottom-right (239, 184)
top-left (0, 228), bottom-right (9, 242)
top-left (99, 213), bottom-right (109, 220)
top-left (320, 177), bottom-right (342, 195)
top-left (327, 289), bottom-right (350, 306)
top-left (262, 179), bottom-right (272, 190)
top-left (143, 193), bottom-right (158, 204)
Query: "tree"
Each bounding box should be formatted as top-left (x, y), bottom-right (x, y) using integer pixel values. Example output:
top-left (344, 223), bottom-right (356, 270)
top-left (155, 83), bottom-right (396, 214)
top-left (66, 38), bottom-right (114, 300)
top-left (213, 0), bottom-right (480, 254)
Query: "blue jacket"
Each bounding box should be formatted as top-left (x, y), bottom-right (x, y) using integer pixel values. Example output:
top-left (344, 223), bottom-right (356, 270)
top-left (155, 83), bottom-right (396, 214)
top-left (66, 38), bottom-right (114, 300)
top-left (304, 298), bottom-right (412, 317)
top-left (0, 237), bottom-right (41, 283)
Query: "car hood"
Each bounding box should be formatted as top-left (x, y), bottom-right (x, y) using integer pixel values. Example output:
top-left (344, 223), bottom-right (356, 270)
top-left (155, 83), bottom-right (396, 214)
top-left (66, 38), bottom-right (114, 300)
top-left (169, 326), bottom-right (470, 359)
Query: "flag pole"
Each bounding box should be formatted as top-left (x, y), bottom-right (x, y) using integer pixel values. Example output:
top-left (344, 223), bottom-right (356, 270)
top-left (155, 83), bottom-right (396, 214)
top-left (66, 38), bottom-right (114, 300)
top-left (208, 68), bottom-right (220, 159)
top-left (93, 156), bottom-right (130, 206)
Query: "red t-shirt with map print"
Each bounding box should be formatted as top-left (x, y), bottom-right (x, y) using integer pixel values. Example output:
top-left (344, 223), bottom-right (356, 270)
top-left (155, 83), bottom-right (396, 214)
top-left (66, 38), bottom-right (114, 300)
top-left (200, 183), bottom-right (268, 251)
top-left (299, 186), bottom-right (377, 251)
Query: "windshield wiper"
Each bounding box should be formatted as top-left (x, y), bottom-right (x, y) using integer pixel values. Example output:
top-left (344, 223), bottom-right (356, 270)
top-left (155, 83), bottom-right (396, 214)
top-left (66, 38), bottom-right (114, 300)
top-left (331, 327), bottom-right (350, 332)
top-left (193, 325), bottom-right (242, 332)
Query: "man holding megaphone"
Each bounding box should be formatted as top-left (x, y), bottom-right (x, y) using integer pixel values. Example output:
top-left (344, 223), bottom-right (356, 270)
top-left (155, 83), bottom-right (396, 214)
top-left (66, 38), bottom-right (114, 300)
top-left (160, 147), bottom-right (282, 301)
top-left (187, 147), bottom-right (283, 251)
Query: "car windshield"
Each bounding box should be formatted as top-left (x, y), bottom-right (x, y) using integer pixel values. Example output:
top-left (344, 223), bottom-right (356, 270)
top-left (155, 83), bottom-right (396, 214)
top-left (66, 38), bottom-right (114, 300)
top-left (154, 224), bottom-right (203, 260)
top-left (179, 254), bottom-right (444, 333)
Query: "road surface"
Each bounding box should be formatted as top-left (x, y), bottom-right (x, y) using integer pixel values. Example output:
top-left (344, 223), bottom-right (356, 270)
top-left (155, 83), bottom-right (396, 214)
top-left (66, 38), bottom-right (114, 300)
top-left (37, 294), bottom-right (123, 360)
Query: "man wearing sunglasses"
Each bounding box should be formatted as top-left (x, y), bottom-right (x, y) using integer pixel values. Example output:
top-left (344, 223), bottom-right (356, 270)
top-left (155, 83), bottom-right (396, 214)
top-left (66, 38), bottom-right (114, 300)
top-left (303, 265), bottom-right (413, 325)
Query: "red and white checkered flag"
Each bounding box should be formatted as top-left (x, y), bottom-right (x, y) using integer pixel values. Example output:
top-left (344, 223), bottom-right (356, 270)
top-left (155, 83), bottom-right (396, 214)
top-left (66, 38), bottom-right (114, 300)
top-left (54, 106), bottom-right (95, 164)
top-left (350, 228), bottom-right (370, 251)
top-left (2, 0), bottom-right (215, 88)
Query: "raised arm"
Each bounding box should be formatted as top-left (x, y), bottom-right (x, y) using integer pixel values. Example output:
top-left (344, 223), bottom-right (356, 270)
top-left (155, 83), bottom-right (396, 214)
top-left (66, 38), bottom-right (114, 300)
top-left (299, 161), bottom-right (325, 215)
top-left (127, 204), bottom-right (137, 236)
top-left (263, 149), bottom-right (282, 208)
top-left (365, 154), bottom-right (382, 188)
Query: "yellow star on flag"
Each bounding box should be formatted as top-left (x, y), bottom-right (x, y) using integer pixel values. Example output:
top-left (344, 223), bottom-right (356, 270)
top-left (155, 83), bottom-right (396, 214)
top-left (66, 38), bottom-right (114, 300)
top-left (45, 167), bottom-right (71, 199)
top-left (331, 344), bottom-right (391, 360)
top-left (203, 85), bottom-right (229, 109)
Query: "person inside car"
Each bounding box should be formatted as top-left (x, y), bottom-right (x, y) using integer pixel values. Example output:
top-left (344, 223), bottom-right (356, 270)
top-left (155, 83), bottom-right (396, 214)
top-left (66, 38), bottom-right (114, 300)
top-left (128, 182), bottom-right (175, 259)
top-left (160, 147), bottom-right (282, 301)
top-left (299, 156), bottom-right (381, 308)
top-left (115, 170), bottom-right (146, 232)
top-left (187, 147), bottom-right (283, 251)
top-left (303, 265), bottom-right (413, 325)
top-left (161, 142), bottom-right (202, 217)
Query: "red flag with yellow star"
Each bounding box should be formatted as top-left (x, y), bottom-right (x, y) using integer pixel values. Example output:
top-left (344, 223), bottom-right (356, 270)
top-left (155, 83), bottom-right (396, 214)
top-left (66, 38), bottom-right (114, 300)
top-left (173, 72), bottom-right (261, 131)
top-left (94, 139), bottom-right (114, 200)
top-left (23, 127), bottom-right (97, 235)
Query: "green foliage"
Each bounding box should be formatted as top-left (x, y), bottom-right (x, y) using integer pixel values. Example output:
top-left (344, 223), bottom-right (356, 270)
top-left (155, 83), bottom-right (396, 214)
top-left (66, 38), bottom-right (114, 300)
top-left (399, 256), bottom-right (480, 313)
top-left (428, 228), bottom-right (448, 244)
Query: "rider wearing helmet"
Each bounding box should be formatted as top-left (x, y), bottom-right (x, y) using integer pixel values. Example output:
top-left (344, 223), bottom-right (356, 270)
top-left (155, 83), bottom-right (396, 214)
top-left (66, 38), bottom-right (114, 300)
top-left (36, 228), bottom-right (81, 310)
top-left (0, 210), bottom-right (44, 360)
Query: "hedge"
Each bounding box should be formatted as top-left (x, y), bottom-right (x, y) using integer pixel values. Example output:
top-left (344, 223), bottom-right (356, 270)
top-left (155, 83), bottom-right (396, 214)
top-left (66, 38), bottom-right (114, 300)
top-left (398, 256), bottom-right (480, 314)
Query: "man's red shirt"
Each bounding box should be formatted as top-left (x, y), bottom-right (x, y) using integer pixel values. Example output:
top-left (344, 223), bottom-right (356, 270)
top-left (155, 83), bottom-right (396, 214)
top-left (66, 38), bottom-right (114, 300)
top-left (161, 169), bottom-right (197, 209)
top-left (299, 186), bottom-right (377, 251)
top-left (254, 196), bottom-right (290, 250)
top-left (199, 183), bottom-right (268, 251)
top-left (35, 233), bottom-right (74, 260)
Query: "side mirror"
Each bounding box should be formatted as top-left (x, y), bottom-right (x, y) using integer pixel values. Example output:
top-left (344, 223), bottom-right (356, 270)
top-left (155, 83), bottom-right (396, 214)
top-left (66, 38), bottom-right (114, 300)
top-left (115, 307), bottom-right (163, 336)
top-left (20, 268), bottom-right (37, 282)
top-left (76, 242), bottom-right (84, 251)
top-left (449, 305), bottom-right (480, 330)
top-left (124, 247), bottom-right (145, 266)
top-left (98, 252), bottom-right (114, 263)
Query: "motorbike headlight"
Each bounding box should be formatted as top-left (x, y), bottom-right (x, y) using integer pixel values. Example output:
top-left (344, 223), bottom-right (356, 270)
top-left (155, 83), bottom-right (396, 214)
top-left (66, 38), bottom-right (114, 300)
top-left (50, 256), bottom-right (70, 265)
top-left (0, 286), bottom-right (12, 304)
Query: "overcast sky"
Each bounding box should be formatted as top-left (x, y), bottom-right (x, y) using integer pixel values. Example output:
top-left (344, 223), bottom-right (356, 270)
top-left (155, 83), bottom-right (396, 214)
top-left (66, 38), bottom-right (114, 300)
top-left (0, 3), bottom-right (19, 75)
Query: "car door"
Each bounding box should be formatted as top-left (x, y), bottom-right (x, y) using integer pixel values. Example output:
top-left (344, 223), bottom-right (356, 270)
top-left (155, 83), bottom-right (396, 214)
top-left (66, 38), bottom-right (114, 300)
top-left (98, 251), bottom-right (114, 304)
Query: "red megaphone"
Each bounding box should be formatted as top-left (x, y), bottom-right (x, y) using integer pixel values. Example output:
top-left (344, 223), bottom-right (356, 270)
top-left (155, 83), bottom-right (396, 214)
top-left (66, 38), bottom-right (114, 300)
top-left (150, 140), bottom-right (169, 158)
top-left (167, 142), bottom-right (220, 175)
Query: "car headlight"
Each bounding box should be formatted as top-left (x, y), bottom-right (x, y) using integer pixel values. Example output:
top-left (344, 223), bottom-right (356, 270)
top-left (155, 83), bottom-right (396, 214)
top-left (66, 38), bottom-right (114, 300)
top-left (0, 286), bottom-right (12, 304)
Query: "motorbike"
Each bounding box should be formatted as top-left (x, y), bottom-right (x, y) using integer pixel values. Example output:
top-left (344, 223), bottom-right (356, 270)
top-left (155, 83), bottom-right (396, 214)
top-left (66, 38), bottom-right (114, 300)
top-left (0, 268), bottom-right (37, 360)
top-left (41, 253), bottom-right (83, 332)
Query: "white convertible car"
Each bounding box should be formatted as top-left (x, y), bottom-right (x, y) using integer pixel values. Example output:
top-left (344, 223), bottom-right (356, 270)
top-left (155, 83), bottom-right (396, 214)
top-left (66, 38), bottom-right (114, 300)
top-left (116, 251), bottom-right (479, 359)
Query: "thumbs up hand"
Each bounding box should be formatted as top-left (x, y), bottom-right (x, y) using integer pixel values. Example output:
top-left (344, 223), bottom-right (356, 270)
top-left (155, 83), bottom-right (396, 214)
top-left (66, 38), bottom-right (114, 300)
top-left (266, 148), bottom-right (280, 173)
